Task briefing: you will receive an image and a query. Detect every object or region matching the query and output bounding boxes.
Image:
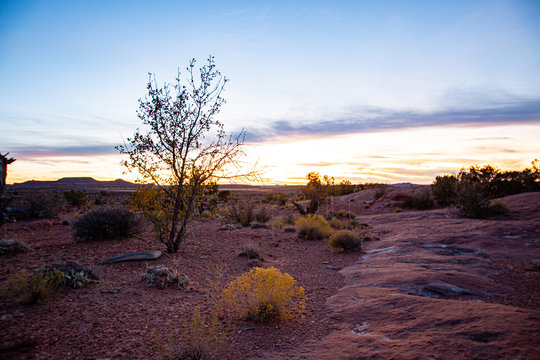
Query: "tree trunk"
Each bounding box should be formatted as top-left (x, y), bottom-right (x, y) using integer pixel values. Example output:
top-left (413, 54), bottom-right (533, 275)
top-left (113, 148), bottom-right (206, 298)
top-left (0, 153), bottom-right (16, 227)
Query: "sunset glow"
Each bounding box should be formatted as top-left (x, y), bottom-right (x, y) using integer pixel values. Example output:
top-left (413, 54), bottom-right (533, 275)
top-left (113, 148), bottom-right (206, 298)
top-left (1, 1), bottom-right (539, 185)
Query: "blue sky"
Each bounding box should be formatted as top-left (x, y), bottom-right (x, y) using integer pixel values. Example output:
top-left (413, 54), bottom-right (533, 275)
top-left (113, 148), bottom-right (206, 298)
top-left (1, 0), bottom-right (539, 184)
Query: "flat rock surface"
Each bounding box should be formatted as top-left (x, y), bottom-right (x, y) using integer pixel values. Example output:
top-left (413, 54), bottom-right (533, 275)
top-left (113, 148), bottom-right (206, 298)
top-left (262, 192), bottom-right (540, 359)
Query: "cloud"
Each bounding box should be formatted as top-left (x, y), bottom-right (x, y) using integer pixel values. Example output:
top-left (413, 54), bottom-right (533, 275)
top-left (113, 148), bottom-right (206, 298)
top-left (11, 144), bottom-right (118, 158)
top-left (245, 98), bottom-right (540, 142)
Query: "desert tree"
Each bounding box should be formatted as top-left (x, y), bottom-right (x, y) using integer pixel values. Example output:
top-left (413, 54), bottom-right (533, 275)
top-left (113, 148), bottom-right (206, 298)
top-left (117, 56), bottom-right (257, 253)
top-left (292, 172), bottom-right (334, 215)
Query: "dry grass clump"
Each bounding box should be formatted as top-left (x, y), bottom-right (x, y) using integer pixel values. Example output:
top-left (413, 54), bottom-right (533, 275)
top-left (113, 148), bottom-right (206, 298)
top-left (268, 214), bottom-right (296, 229)
top-left (329, 230), bottom-right (363, 252)
top-left (295, 214), bottom-right (332, 240)
top-left (222, 267), bottom-right (306, 323)
top-left (238, 242), bottom-right (264, 261)
top-left (153, 307), bottom-right (233, 360)
top-left (4, 267), bottom-right (66, 304)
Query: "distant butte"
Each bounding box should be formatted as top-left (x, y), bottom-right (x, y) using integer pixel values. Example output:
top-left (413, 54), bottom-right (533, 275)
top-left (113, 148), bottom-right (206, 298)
top-left (8, 177), bottom-right (136, 190)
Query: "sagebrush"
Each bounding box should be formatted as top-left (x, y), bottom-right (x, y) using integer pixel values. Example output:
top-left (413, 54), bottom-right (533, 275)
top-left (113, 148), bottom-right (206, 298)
top-left (72, 207), bottom-right (141, 242)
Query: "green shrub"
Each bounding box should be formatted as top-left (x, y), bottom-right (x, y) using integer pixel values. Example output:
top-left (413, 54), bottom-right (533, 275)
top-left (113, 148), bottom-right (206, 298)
top-left (63, 189), bottom-right (87, 207)
top-left (456, 182), bottom-right (491, 218)
top-left (432, 175), bottom-right (458, 206)
top-left (329, 230), bottom-right (362, 251)
top-left (402, 188), bottom-right (435, 210)
top-left (222, 267), bottom-right (306, 322)
top-left (295, 214), bottom-right (333, 240)
top-left (72, 207), bottom-right (141, 242)
top-left (5, 267), bottom-right (66, 304)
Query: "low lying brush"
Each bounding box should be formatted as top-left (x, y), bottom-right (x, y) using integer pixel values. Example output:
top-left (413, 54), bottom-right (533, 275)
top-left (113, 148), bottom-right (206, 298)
top-left (296, 214), bottom-right (332, 240)
top-left (72, 207), bottom-right (141, 242)
top-left (329, 230), bottom-right (363, 251)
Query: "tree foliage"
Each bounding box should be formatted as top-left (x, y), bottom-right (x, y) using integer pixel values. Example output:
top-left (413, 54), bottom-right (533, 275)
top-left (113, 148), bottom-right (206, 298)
top-left (117, 56), bottom-right (256, 252)
top-left (292, 172), bottom-right (334, 215)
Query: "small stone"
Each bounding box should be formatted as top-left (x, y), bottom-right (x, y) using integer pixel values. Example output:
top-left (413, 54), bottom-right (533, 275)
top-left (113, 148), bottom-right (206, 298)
top-left (284, 226), bottom-right (296, 233)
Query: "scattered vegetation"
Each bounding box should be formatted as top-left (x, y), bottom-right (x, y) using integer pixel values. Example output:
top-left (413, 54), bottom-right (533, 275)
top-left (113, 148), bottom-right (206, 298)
top-left (432, 161), bottom-right (540, 217)
top-left (222, 267), bottom-right (306, 322)
top-left (142, 266), bottom-right (189, 290)
top-left (329, 230), bottom-right (363, 251)
top-left (264, 191), bottom-right (288, 206)
top-left (63, 189), bottom-right (87, 207)
top-left (295, 214), bottom-right (333, 240)
top-left (72, 207), bottom-right (141, 242)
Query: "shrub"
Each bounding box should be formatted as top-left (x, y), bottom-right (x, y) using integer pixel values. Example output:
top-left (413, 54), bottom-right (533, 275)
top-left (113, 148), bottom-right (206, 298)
top-left (5, 267), bottom-right (66, 304)
top-left (14, 191), bottom-right (61, 219)
top-left (72, 207), bottom-right (141, 242)
top-left (254, 205), bottom-right (271, 223)
top-left (63, 189), bottom-right (87, 207)
top-left (329, 230), bottom-right (362, 251)
top-left (295, 214), bottom-right (333, 240)
top-left (153, 306), bottom-right (233, 360)
top-left (226, 201), bottom-right (255, 227)
top-left (222, 267), bottom-right (306, 322)
top-left (456, 182), bottom-right (491, 218)
top-left (432, 175), bottom-right (458, 206)
top-left (489, 200), bottom-right (510, 216)
top-left (402, 188), bottom-right (435, 210)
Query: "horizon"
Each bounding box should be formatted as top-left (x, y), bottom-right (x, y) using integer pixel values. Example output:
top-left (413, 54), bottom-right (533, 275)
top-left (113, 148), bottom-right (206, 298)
top-left (2, 1), bottom-right (539, 185)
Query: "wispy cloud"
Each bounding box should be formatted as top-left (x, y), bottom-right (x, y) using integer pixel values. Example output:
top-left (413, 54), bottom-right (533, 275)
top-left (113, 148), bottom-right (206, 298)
top-left (245, 98), bottom-right (540, 142)
top-left (11, 144), bottom-right (118, 158)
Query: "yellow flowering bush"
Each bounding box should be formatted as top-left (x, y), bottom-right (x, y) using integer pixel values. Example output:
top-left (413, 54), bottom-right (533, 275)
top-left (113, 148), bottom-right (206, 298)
top-left (222, 267), bottom-right (306, 322)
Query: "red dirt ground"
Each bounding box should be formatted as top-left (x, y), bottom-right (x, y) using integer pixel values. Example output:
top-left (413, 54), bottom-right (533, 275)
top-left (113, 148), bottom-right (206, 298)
top-left (1, 188), bottom-right (539, 359)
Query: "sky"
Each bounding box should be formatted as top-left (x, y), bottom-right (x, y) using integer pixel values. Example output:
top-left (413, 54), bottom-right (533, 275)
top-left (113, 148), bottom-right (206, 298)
top-left (1, 0), bottom-right (539, 185)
